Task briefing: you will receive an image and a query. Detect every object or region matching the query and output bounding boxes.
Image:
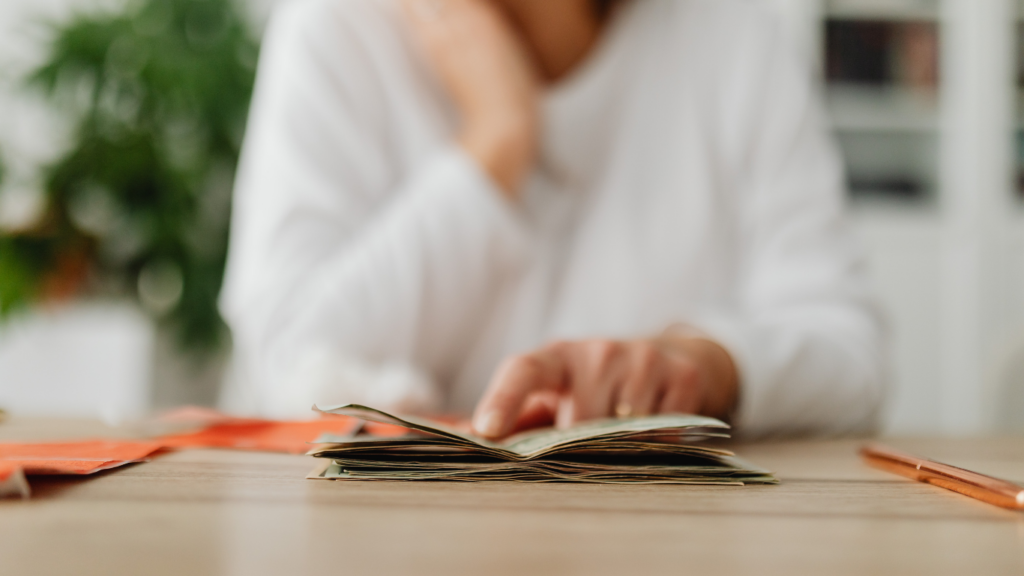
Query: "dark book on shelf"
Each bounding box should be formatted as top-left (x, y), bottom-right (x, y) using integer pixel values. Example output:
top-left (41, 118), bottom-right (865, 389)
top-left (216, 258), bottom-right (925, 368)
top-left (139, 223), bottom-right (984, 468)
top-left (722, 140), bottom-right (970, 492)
top-left (826, 19), bottom-right (939, 91)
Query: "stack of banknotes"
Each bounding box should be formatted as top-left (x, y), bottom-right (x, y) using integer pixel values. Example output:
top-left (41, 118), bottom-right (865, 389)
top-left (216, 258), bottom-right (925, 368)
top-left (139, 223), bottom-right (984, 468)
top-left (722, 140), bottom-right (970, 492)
top-left (307, 405), bottom-right (777, 485)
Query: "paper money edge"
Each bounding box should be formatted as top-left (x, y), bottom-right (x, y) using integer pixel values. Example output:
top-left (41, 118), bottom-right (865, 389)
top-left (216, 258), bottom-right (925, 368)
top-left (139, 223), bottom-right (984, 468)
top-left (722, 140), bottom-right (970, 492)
top-left (0, 466), bottom-right (30, 499)
top-left (306, 459), bottom-right (333, 480)
top-left (314, 404), bottom-right (732, 459)
top-left (314, 404), bottom-right (504, 449)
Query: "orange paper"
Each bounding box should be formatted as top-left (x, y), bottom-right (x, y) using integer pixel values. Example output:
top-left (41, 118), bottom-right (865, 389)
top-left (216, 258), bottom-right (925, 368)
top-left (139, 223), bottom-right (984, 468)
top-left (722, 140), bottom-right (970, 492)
top-left (0, 463), bottom-right (17, 480)
top-left (0, 440), bottom-right (163, 475)
top-left (364, 415), bottom-right (470, 438)
top-left (157, 417), bottom-right (360, 454)
top-left (364, 421), bottom-right (416, 438)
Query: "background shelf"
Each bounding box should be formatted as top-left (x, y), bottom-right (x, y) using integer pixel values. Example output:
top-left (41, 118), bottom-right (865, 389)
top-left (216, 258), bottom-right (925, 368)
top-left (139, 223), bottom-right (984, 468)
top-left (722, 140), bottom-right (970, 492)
top-left (825, 0), bottom-right (939, 21)
top-left (828, 86), bottom-right (938, 132)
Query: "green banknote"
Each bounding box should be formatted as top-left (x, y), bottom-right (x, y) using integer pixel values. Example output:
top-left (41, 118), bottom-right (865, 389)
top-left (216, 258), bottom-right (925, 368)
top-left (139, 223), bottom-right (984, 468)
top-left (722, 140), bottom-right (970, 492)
top-left (308, 404), bottom-right (777, 485)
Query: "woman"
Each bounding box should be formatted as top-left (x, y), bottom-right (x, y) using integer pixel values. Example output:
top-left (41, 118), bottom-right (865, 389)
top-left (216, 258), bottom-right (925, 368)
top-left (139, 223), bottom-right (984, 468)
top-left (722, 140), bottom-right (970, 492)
top-left (220, 0), bottom-right (885, 437)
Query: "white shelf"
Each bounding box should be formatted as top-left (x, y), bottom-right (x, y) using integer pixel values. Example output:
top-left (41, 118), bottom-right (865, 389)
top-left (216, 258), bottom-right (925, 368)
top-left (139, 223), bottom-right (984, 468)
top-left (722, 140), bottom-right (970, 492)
top-left (795, 0), bottom-right (1024, 435)
top-left (1014, 93), bottom-right (1024, 128)
top-left (827, 86), bottom-right (939, 132)
top-left (825, 0), bottom-right (939, 21)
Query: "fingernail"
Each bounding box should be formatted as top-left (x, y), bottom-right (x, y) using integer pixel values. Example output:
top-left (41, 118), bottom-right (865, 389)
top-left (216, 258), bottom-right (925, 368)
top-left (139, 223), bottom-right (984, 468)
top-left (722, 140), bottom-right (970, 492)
top-left (555, 398), bottom-right (575, 429)
top-left (474, 411), bottom-right (503, 438)
top-left (615, 402), bottom-right (633, 418)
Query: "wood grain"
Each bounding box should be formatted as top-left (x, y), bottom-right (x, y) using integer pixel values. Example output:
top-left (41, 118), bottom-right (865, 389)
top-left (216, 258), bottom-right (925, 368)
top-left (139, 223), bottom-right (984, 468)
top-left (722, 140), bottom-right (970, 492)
top-left (1, 418), bottom-right (1022, 576)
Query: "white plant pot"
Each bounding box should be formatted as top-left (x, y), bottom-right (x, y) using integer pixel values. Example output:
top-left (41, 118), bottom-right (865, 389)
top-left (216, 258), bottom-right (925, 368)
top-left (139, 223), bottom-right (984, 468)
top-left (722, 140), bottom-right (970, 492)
top-left (0, 300), bottom-right (227, 422)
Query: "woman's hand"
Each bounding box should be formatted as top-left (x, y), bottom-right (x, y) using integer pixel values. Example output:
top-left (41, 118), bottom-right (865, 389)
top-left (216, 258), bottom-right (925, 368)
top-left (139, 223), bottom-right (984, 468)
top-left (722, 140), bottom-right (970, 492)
top-left (403, 0), bottom-right (540, 197)
top-left (471, 333), bottom-right (739, 439)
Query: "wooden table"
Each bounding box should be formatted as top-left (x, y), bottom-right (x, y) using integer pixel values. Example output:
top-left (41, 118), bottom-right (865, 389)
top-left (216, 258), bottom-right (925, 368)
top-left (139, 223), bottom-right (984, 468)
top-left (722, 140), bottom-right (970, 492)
top-left (1, 418), bottom-right (1022, 576)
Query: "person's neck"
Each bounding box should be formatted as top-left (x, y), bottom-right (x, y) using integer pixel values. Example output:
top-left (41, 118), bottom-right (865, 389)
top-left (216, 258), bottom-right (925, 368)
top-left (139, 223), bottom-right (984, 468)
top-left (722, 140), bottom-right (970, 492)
top-left (496, 0), bottom-right (605, 83)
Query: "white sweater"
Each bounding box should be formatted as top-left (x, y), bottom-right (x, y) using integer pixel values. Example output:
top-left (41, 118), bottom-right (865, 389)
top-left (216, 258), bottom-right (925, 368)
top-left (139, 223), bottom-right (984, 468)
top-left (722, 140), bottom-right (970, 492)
top-left (220, 0), bottom-right (885, 436)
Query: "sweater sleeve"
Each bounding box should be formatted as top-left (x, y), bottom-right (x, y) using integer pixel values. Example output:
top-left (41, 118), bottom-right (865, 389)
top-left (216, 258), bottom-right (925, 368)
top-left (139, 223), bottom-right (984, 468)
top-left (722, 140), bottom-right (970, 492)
top-left (691, 15), bottom-right (887, 437)
top-left (220, 0), bottom-right (532, 418)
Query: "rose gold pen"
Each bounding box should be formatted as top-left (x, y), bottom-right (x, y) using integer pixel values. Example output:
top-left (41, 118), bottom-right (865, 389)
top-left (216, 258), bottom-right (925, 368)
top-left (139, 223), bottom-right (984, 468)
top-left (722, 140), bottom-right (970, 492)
top-left (860, 444), bottom-right (1024, 511)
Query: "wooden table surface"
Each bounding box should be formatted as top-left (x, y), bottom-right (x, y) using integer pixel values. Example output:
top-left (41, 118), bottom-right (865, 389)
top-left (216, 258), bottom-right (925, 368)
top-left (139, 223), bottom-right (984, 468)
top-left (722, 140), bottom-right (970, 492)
top-left (1, 417), bottom-right (1022, 576)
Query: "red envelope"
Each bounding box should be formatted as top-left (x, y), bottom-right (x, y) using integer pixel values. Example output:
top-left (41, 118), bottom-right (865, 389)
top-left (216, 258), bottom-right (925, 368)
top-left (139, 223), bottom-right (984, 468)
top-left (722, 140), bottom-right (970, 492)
top-left (0, 440), bottom-right (163, 475)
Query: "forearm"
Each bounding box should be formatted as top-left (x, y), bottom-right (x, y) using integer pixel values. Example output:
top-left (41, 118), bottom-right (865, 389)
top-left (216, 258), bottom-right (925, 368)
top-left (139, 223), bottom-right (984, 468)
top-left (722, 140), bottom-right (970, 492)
top-left (459, 114), bottom-right (536, 197)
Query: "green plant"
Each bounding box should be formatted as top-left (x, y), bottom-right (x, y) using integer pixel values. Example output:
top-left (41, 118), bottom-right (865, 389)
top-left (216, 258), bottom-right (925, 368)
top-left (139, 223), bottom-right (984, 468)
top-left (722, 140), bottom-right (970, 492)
top-left (0, 0), bottom-right (258, 354)
top-left (0, 153), bottom-right (39, 317)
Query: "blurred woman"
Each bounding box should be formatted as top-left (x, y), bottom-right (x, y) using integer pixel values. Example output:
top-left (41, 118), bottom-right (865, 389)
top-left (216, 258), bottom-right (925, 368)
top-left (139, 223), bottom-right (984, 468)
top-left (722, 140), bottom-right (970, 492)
top-left (221, 0), bottom-right (885, 437)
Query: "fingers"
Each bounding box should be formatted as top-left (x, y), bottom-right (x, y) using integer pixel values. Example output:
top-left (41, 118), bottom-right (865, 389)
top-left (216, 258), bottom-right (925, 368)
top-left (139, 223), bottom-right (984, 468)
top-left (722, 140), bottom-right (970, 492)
top-left (472, 348), bottom-right (565, 439)
top-left (657, 355), bottom-right (703, 415)
top-left (474, 338), bottom-right (713, 439)
top-left (402, 0), bottom-right (473, 49)
top-left (613, 341), bottom-right (664, 418)
top-left (402, 0), bottom-right (509, 57)
top-left (565, 340), bottom-right (624, 425)
top-left (402, 0), bottom-right (443, 23)
top-left (508, 390), bottom-right (559, 434)
top-left (401, 0), bottom-right (539, 196)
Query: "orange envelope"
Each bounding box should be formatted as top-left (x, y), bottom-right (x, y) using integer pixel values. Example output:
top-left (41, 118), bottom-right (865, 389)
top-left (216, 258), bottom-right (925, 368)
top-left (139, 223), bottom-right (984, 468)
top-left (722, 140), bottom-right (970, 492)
top-left (157, 417), bottom-right (360, 454)
top-left (364, 421), bottom-right (417, 437)
top-left (364, 415), bottom-right (470, 438)
top-left (0, 440), bottom-right (163, 475)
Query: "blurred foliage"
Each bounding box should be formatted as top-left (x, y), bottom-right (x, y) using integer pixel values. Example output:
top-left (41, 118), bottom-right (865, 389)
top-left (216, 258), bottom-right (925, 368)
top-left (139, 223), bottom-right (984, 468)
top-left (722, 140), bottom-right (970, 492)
top-left (0, 0), bottom-right (258, 355)
top-left (0, 154), bottom-right (43, 318)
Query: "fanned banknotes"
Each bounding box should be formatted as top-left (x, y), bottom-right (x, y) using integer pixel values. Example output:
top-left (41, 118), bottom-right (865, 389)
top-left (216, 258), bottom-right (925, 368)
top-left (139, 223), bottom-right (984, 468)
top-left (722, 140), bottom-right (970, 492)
top-left (307, 405), bottom-right (777, 485)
